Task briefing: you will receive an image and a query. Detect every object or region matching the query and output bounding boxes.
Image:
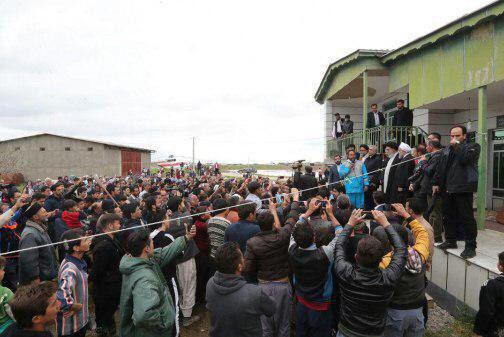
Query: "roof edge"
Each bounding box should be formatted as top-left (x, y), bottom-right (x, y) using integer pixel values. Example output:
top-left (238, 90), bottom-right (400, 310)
top-left (314, 49), bottom-right (389, 104)
top-left (382, 0), bottom-right (504, 63)
top-left (0, 133), bottom-right (155, 153)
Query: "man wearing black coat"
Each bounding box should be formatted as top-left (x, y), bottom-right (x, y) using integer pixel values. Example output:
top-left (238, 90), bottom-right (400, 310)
top-left (366, 104), bottom-right (386, 129)
top-left (334, 209), bottom-right (407, 337)
top-left (328, 154), bottom-right (343, 186)
top-left (392, 100), bottom-right (413, 144)
top-left (392, 100), bottom-right (413, 127)
top-left (363, 145), bottom-right (382, 210)
top-left (341, 115), bottom-right (354, 136)
top-left (393, 143), bottom-right (416, 205)
top-left (293, 166), bottom-right (318, 201)
top-left (90, 213), bottom-right (124, 337)
top-left (434, 125), bottom-right (480, 259)
top-left (420, 140), bottom-right (444, 242)
top-left (381, 142), bottom-right (401, 203)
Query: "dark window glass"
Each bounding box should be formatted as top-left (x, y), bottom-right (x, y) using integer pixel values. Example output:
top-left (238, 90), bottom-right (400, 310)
top-left (40, 147), bottom-right (45, 151)
top-left (65, 147), bottom-right (70, 151)
top-left (87, 147), bottom-right (93, 151)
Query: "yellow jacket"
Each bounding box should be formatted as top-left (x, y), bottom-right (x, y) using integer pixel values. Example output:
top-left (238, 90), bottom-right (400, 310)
top-left (380, 218), bottom-right (430, 269)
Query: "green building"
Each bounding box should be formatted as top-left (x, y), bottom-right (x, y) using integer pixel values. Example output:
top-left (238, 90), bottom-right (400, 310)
top-left (315, 1), bottom-right (504, 228)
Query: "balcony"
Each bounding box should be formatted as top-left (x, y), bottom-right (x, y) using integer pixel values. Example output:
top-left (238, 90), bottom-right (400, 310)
top-left (327, 125), bottom-right (427, 157)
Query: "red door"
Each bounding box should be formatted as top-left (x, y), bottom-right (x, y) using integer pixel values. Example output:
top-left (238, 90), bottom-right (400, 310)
top-left (121, 150), bottom-right (141, 176)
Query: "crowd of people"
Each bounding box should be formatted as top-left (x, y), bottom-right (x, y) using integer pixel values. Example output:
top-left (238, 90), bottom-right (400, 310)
top-left (0, 123), bottom-right (502, 337)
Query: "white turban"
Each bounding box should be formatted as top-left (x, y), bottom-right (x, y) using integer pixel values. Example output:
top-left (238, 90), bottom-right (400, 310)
top-left (399, 142), bottom-right (412, 153)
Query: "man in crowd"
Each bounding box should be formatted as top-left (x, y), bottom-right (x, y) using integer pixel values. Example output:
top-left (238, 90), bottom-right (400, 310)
top-left (206, 242), bottom-right (276, 337)
top-left (420, 140), bottom-right (444, 243)
top-left (358, 144), bottom-right (369, 162)
top-left (90, 213), bottom-right (124, 337)
top-left (288, 203), bottom-right (340, 337)
top-left (435, 125), bottom-right (480, 259)
top-left (382, 141), bottom-right (401, 203)
top-left (207, 198), bottom-right (231, 274)
top-left (394, 142), bottom-right (415, 205)
top-left (119, 225), bottom-right (196, 337)
top-left (245, 182), bottom-right (264, 212)
top-left (474, 251), bottom-right (504, 337)
top-left (382, 201), bottom-right (431, 337)
top-left (294, 166), bottom-right (318, 201)
top-left (224, 201), bottom-right (259, 254)
top-left (363, 145), bottom-right (382, 210)
top-left (367, 103), bottom-right (386, 128)
top-left (18, 203), bottom-right (58, 285)
top-left (245, 197), bottom-right (296, 337)
top-left (334, 209), bottom-right (407, 337)
top-left (339, 149), bottom-right (369, 209)
top-left (328, 154), bottom-right (342, 187)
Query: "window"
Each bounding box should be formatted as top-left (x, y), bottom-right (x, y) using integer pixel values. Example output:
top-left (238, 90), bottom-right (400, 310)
top-left (14, 147), bottom-right (20, 151)
top-left (65, 147), bottom-right (70, 151)
top-left (87, 147), bottom-right (93, 151)
top-left (40, 147), bottom-right (45, 151)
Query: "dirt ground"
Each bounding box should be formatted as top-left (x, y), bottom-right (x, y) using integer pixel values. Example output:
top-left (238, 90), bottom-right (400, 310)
top-left (180, 304), bottom-right (210, 337)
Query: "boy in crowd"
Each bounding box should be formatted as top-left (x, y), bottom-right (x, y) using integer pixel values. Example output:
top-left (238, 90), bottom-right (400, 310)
top-left (8, 281), bottom-right (60, 337)
top-left (474, 251), bottom-right (504, 337)
top-left (56, 229), bottom-right (91, 337)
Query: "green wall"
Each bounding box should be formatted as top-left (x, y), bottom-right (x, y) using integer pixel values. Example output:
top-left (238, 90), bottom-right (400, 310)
top-left (388, 18), bottom-right (504, 108)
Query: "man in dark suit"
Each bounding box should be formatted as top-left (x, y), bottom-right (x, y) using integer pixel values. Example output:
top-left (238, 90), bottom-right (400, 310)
top-left (363, 145), bottom-right (382, 210)
top-left (342, 114), bottom-right (354, 136)
top-left (293, 165), bottom-right (318, 201)
top-left (380, 141), bottom-right (401, 203)
top-left (392, 100), bottom-right (413, 143)
top-left (366, 104), bottom-right (386, 129)
top-left (393, 142), bottom-right (416, 205)
top-left (328, 154), bottom-right (342, 186)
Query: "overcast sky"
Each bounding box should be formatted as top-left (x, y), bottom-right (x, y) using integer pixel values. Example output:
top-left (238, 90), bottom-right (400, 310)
top-left (0, 0), bottom-right (493, 163)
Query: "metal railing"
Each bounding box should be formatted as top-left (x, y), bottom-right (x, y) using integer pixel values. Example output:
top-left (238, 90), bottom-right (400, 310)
top-left (327, 126), bottom-right (426, 158)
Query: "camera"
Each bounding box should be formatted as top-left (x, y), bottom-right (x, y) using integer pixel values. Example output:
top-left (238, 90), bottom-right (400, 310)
top-left (291, 160), bottom-right (305, 171)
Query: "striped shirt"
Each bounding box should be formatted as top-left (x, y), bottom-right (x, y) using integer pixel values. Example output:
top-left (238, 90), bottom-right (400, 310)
top-left (56, 255), bottom-right (89, 336)
top-left (208, 216), bottom-right (231, 259)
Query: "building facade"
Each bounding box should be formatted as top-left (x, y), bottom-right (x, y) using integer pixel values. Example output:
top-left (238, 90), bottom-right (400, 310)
top-left (315, 1), bottom-right (504, 215)
top-left (0, 133), bottom-right (153, 180)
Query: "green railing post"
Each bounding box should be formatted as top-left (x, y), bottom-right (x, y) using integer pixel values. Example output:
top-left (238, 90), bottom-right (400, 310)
top-left (362, 70), bottom-right (368, 143)
top-left (477, 86), bottom-right (488, 230)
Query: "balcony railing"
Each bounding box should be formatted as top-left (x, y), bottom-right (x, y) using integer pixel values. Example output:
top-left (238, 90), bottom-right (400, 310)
top-left (327, 126), bottom-right (427, 158)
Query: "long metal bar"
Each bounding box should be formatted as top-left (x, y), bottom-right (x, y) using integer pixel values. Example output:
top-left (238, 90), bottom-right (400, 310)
top-left (477, 86), bottom-right (488, 229)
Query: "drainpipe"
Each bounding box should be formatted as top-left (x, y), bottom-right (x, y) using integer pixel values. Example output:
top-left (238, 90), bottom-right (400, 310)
top-left (476, 86), bottom-right (487, 230)
top-left (363, 70), bottom-right (368, 143)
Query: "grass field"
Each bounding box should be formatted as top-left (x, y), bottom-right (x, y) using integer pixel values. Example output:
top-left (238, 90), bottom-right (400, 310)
top-left (221, 164), bottom-right (291, 171)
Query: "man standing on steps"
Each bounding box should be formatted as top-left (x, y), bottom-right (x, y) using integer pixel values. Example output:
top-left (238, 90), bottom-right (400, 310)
top-left (434, 125), bottom-right (480, 259)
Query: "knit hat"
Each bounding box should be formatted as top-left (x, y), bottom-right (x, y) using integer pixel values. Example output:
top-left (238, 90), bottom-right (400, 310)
top-left (23, 203), bottom-right (43, 219)
top-left (399, 142), bottom-right (412, 153)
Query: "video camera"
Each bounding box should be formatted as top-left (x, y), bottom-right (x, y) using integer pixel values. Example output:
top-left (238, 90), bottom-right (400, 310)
top-left (291, 160), bottom-right (305, 171)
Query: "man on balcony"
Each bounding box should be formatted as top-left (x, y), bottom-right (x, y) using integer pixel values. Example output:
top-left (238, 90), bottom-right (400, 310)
top-left (332, 113), bottom-right (343, 139)
top-left (342, 115), bottom-right (354, 136)
top-left (392, 100), bottom-right (413, 144)
top-left (366, 104), bottom-right (386, 129)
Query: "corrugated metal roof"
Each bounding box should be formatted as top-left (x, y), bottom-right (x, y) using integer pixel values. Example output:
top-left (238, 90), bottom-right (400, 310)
top-left (0, 133), bottom-right (155, 153)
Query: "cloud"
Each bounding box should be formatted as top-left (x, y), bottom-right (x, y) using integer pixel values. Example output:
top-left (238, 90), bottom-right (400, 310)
top-left (0, 0), bottom-right (493, 163)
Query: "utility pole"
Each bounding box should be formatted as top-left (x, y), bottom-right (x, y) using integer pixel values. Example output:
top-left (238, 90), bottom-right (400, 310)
top-left (192, 137), bottom-right (195, 170)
